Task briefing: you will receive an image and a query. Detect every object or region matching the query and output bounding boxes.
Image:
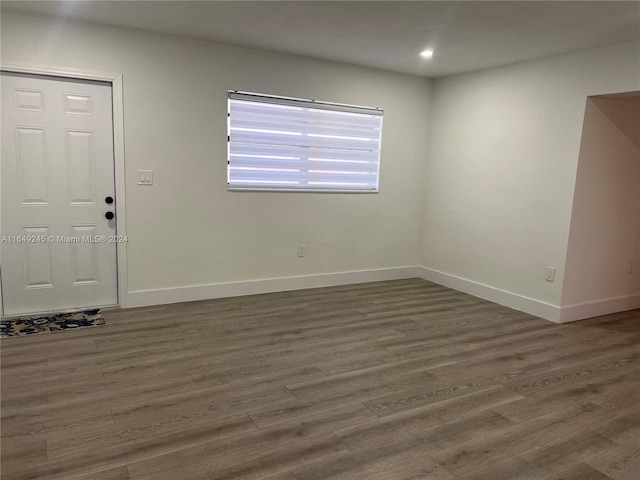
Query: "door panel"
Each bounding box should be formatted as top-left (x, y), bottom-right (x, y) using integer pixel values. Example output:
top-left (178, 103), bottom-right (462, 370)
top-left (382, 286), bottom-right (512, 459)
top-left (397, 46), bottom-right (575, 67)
top-left (21, 225), bottom-right (54, 288)
top-left (1, 72), bottom-right (118, 316)
top-left (16, 127), bottom-right (48, 204)
top-left (65, 130), bottom-right (97, 204)
top-left (13, 88), bottom-right (45, 112)
top-left (63, 93), bottom-right (93, 115)
top-left (69, 224), bottom-right (100, 284)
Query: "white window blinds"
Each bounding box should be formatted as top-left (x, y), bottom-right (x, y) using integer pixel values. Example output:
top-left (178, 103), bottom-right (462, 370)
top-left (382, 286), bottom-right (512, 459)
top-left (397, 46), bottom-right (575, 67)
top-left (227, 91), bottom-right (383, 192)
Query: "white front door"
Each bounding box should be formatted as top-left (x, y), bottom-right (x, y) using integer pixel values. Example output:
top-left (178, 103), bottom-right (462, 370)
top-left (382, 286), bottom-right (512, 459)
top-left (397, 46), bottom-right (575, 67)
top-left (1, 72), bottom-right (118, 316)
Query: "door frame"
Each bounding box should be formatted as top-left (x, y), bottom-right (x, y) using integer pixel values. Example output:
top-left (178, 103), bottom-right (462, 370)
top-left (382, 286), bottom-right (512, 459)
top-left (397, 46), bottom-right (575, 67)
top-left (0, 61), bottom-right (128, 316)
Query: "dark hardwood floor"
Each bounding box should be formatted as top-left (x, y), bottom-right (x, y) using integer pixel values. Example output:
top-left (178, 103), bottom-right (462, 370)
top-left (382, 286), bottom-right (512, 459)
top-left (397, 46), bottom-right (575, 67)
top-left (1, 278), bottom-right (638, 480)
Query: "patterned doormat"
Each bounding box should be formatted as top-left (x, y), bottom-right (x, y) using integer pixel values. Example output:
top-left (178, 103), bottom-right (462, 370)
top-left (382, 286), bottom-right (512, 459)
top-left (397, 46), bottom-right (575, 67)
top-left (0, 309), bottom-right (106, 338)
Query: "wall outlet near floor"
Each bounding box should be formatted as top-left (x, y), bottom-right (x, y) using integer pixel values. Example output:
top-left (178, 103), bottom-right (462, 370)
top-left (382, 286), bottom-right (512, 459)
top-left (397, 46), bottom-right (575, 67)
top-left (544, 266), bottom-right (556, 282)
top-left (628, 261), bottom-right (634, 274)
top-left (297, 245), bottom-right (306, 257)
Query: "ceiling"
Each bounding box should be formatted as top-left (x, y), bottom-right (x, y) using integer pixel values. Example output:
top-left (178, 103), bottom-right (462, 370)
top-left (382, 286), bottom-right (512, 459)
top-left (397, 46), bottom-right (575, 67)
top-left (3, 1), bottom-right (640, 77)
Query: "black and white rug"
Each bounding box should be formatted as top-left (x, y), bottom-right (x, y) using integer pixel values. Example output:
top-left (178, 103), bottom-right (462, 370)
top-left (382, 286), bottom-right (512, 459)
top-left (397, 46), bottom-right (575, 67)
top-left (0, 309), bottom-right (106, 338)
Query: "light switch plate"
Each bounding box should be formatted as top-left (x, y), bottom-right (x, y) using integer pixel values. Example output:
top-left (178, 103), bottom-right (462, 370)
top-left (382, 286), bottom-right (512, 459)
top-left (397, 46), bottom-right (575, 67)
top-left (138, 170), bottom-right (153, 185)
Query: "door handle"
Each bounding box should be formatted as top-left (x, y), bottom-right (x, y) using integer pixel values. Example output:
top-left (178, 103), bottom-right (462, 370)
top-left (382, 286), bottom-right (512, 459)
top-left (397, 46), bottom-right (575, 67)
top-left (105, 211), bottom-right (115, 220)
top-left (105, 196), bottom-right (114, 205)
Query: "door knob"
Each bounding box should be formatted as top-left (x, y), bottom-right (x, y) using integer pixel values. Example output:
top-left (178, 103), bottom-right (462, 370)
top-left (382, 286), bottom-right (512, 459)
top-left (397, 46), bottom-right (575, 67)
top-left (105, 196), bottom-right (114, 204)
top-left (105, 211), bottom-right (115, 220)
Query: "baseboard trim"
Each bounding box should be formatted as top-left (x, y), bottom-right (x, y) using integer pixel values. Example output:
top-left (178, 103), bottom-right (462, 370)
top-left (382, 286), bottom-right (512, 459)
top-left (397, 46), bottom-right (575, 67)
top-left (417, 267), bottom-right (562, 322)
top-left (559, 294), bottom-right (640, 323)
top-left (123, 266), bottom-right (421, 309)
top-left (123, 265), bottom-right (639, 323)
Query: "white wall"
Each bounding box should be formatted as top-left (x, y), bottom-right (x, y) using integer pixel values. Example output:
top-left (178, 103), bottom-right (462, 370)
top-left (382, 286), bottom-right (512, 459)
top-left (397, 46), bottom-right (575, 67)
top-left (2, 9), bottom-right (639, 321)
top-left (1, 10), bottom-right (430, 303)
top-left (420, 42), bottom-right (640, 313)
top-left (562, 97), bottom-right (640, 308)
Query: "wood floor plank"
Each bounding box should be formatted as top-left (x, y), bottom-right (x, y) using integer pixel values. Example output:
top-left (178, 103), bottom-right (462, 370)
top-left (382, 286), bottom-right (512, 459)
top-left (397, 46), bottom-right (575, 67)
top-left (588, 370), bottom-right (640, 408)
top-left (1, 278), bottom-right (637, 480)
top-left (337, 386), bottom-right (521, 451)
top-left (0, 437), bottom-right (47, 480)
top-left (260, 472), bottom-right (298, 480)
top-left (454, 456), bottom-right (554, 480)
top-left (249, 400), bottom-right (378, 432)
top-left (286, 366), bottom-right (438, 404)
top-left (46, 412), bottom-right (257, 460)
top-left (519, 428), bottom-right (618, 474)
top-left (46, 369), bottom-right (223, 405)
top-left (248, 396), bottom-right (375, 430)
top-left (580, 403), bottom-right (640, 444)
top-left (70, 466), bottom-right (131, 480)
top-left (506, 354), bottom-right (638, 398)
top-left (585, 441), bottom-right (640, 480)
top-left (342, 408), bottom-right (516, 464)
top-left (1, 393), bottom-right (48, 409)
top-left (48, 339), bottom-right (200, 369)
top-left (1, 401), bottom-right (115, 438)
top-left (291, 444), bottom-right (455, 480)
top-left (492, 395), bottom-right (604, 424)
top-left (361, 375), bottom-right (527, 418)
top-left (544, 463), bottom-right (613, 480)
top-left (126, 430), bottom-right (349, 480)
top-left (428, 409), bottom-right (610, 476)
top-left (111, 382), bottom-right (297, 428)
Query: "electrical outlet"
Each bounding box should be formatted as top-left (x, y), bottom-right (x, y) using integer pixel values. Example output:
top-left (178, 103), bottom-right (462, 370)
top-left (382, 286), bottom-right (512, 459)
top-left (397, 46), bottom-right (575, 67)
top-left (544, 266), bottom-right (556, 282)
top-left (628, 261), bottom-right (634, 274)
top-left (297, 245), bottom-right (306, 257)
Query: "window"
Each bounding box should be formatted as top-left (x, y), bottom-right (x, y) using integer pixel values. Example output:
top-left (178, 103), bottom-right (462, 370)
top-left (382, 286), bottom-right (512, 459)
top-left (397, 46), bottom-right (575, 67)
top-left (227, 91), bottom-right (383, 192)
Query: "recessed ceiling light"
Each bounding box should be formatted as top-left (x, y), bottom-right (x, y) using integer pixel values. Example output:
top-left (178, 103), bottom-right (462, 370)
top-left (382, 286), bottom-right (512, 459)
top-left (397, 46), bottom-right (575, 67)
top-left (420, 49), bottom-right (434, 59)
